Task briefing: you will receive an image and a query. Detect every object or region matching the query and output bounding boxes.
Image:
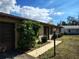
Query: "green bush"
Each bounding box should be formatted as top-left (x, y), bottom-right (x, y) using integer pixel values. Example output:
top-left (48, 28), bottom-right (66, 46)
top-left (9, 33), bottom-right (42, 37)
top-left (37, 40), bottom-right (42, 44)
top-left (17, 20), bottom-right (41, 51)
top-left (41, 36), bottom-right (48, 43)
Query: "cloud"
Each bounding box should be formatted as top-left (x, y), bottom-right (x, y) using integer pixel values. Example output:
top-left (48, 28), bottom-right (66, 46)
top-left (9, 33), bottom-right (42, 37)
top-left (54, 12), bottom-right (64, 15)
top-left (13, 6), bottom-right (54, 23)
top-left (13, 6), bottom-right (64, 23)
top-left (0, 0), bottom-right (16, 13)
top-left (0, 0), bottom-right (64, 23)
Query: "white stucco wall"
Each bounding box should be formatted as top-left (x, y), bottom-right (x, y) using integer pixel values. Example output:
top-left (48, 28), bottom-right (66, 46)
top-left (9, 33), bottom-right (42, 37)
top-left (61, 28), bottom-right (79, 34)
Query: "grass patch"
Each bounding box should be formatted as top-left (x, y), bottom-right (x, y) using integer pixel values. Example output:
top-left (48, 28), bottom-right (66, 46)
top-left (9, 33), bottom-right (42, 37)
top-left (39, 35), bottom-right (79, 59)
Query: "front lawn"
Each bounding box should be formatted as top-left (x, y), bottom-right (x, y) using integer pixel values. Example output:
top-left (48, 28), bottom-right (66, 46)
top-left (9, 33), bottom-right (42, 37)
top-left (39, 35), bottom-right (79, 59)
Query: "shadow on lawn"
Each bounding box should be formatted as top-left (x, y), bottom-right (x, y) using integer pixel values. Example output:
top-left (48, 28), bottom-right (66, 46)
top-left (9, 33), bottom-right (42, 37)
top-left (0, 49), bottom-right (27, 59)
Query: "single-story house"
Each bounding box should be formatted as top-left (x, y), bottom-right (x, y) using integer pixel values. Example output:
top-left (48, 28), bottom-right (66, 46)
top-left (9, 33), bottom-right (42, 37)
top-left (0, 12), bottom-right (56, 52)
top-left (60, 25), bottom-right (79, 35)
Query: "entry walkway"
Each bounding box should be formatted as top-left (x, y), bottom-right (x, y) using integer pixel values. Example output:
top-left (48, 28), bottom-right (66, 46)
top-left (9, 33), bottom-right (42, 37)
top-left (27, 40), bottom-right (62, 57)
top-left (14, 54), bottom-right (36, 59)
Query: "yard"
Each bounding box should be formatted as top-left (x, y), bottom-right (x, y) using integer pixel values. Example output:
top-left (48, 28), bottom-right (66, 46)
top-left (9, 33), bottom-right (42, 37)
top-left (39, 35), bottom-right (79, 59)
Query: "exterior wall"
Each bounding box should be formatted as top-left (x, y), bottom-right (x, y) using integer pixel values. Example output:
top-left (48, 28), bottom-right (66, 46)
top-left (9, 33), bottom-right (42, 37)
top-left (61, 28), bottom-right (64, 33)
top-left (49, 26), bottom-right (54, 40)
top-left (49, 34), bottom-right (53, 40)
top-left (0, 16), bottom-right (55, 49)
top-left (61, 27), bottom-right (79, 35)
top-left (0, 17), bottom-right (20, 48)
top-left (65, 29), bottom-right (79, 34)
top-left (39, 25), bottom-right (44, 36)
top-left (61, 28), bottom-right (68, 33)
top-left (49, 26), bottom-right (53, 34)
top-left (38, 25), bottom-right (44, 41)
top-left (70, 29), bottom-right (79, 33)
top-left (38, 25), bottom-right (55, 40)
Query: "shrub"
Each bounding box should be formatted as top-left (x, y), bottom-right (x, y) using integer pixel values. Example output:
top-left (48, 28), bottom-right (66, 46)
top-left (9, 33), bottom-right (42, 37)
top-left (17, 20), bottom-right (41, 51)
top-left (37, 40), bottom-right (42, 44)
top-left (41, 36), bottom-right (48, 43)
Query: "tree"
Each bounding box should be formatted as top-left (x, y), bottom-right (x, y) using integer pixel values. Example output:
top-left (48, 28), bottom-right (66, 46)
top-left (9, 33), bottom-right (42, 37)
top-left (61, 21), bottom-right (67, 25)
top-left (67, 16), bottom-right (77, 25)
top-left (57, 21), bottom-right (67, 26)
top-left (58, 16), bottom-right (79, 26)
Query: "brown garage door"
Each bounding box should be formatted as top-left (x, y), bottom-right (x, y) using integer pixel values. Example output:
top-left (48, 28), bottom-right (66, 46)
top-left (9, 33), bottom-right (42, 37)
top-left (0, 22), bottom-right (15, 52)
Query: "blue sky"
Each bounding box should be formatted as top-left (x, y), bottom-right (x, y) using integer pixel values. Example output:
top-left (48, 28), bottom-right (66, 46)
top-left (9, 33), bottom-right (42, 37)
top-left (0, 0), bottom-right (79, 25)
top-left (16, 0), bottom-right (79, 24)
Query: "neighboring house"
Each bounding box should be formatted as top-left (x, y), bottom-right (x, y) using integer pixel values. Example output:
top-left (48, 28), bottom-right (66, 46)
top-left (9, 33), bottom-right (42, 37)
top-left (60, 25), bottom-right (79, 35)
top-left (0, 12), bottom-right (56, 52)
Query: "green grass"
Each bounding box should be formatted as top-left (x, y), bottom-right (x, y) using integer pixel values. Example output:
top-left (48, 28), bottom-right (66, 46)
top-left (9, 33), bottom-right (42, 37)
top-left (39, 35), bottom-right (79, 59)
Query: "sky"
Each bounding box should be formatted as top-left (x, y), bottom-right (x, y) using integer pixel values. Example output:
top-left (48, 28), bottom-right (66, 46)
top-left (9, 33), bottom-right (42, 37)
top-left (0, 0), bottom-right (79, 25)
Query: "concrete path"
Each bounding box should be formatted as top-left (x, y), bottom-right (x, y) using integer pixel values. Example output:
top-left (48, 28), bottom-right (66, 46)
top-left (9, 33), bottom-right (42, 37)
top-left (27, 40), bottom-right (62, 57)
top-left (14, 54), bottom-right (37, 59)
